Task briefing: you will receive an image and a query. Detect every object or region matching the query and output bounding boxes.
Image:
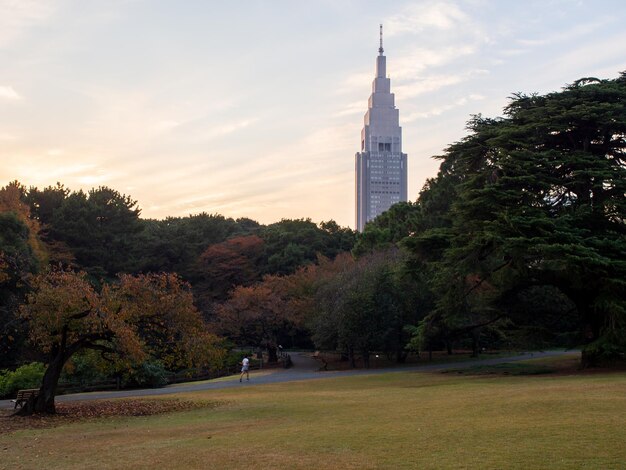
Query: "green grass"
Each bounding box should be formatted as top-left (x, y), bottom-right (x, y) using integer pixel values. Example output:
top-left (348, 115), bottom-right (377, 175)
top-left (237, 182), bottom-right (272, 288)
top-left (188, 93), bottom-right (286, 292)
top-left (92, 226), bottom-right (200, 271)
top-left (442, 352), bottom-right (582, 376)
top-left (2, 360), bottom-right (626, 469)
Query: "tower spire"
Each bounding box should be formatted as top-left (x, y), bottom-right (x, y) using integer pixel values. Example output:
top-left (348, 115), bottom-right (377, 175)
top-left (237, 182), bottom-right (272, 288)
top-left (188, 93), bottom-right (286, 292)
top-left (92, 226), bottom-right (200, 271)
top-left (379, 24), bottom-right (384, 56)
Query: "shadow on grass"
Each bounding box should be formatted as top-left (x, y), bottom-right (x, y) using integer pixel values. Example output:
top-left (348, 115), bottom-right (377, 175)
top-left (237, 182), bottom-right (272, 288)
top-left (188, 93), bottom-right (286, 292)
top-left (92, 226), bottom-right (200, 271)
top-left (443, 362), bottom-right (556, 376)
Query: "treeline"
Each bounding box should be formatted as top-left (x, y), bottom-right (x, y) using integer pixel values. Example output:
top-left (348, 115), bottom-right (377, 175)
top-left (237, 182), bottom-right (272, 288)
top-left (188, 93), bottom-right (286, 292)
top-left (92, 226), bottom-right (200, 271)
top-left (2, 72), bottom-right (625, 410)
top-left (213, 73), bottom-right (626, 368)
top-left (0, 182), bottom-right (356, 367)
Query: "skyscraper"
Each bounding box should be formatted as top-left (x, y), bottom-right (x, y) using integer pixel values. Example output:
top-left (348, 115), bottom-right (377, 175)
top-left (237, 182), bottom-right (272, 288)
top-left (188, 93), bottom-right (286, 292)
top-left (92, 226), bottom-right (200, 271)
top-left (355, 25), bottom-right (408, 232)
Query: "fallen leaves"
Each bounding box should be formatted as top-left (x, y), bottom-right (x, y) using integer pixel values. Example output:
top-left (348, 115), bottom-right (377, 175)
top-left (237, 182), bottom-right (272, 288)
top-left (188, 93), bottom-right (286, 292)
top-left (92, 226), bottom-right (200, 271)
top-left (0, 398), bottom-right (217, 435)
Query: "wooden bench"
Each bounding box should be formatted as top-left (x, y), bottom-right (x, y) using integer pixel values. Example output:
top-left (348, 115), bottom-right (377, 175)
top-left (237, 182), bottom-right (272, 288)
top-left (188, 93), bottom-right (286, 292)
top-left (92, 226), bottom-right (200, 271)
top-left (12, 389), bottom-right (40, 409)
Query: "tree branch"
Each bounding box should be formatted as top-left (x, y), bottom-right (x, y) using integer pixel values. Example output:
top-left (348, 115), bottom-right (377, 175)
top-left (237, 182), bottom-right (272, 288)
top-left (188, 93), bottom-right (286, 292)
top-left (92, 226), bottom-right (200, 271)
top-left (464, 258), bottom-right (512, 297)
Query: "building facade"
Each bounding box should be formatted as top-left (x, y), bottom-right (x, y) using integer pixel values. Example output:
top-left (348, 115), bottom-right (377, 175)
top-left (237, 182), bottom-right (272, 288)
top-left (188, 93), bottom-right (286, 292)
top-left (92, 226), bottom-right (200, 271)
top-left (355, 26), bottom-right (407, 232)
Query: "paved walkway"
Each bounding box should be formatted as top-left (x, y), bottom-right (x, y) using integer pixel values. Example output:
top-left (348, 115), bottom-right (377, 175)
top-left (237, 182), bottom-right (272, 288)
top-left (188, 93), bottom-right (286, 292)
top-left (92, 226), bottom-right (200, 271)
top-left (0, 350), bottom-right (577, 409)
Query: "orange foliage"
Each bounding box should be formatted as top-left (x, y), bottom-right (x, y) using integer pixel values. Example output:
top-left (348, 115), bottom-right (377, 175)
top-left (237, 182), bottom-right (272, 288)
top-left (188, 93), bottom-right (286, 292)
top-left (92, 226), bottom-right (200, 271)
top-left (196, 235), bottom-right (264, 298)
top-left (20, 271), bottom-right (224, 370)
top-left (0, 181), bottom-right (47, 265)
top-left (0, 256), bottom-right (9, 284)
top-left (215, 252), bottom-right (355, 350)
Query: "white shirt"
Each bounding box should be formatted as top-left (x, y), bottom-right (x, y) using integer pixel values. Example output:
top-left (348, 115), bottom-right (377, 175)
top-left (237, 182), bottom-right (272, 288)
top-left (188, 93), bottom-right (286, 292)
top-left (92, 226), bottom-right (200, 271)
top-left (242, 358), bottom-right (249, 368)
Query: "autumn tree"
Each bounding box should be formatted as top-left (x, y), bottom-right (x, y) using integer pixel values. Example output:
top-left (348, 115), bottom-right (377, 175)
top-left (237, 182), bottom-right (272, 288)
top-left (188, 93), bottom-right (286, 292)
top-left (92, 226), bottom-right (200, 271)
top-left (0, 181), bottom-right (47, 264)
top-left (0, 182), bottom-right (48, 367)
top-left (215, 272), bottom-right (312, 362)
top-left (18, 271), bottom-right (224, 414)
top-left (193, 235), bottom-right (265, 313)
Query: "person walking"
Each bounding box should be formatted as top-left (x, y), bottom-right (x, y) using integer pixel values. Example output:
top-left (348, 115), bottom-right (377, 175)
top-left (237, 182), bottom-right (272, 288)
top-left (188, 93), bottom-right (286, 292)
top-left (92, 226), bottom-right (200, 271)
top-left (240, 356), bottom-right (250, 382)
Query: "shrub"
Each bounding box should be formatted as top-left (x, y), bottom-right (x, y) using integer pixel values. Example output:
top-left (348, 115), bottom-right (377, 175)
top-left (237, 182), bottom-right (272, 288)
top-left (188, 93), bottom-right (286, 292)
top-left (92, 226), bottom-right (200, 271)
top-left (122, 360), bottom-right (169, 388)
top-left (0, 362), bottom-right (46, 398)
top-left (60, 352), bottom-right (113, 385)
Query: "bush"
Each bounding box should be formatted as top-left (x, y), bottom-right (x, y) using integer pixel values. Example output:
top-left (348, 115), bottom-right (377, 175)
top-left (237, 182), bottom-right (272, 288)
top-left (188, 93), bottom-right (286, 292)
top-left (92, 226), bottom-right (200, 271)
top-left (224, 350), bottom-right (257, 368)
top-left (122, 360), bottom-right (169, 388)
top-left (60, 352), bottom-right (112, 386)
top-left (0, 362), bottom-right (46, 398)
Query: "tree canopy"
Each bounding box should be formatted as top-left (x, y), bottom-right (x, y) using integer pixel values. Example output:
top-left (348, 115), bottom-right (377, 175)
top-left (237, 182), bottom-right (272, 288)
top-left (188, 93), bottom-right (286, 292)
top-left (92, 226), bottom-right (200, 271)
top-left (411, 73), bottom-right (626, 363)
top-left (19, 270), bottom-right (223, 414)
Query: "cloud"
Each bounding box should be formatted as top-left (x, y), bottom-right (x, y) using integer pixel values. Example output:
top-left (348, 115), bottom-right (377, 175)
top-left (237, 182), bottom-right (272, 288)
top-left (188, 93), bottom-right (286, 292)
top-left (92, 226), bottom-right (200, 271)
top-left (404, 93), bottom-right (485, 122)
top-left (395, 69), bottom-right (489, 99)
top-left (77, 173), bottom-right (112, 186)
top-left (390, 45), bottom-right (478, 80)
top-left (333, 100), bottom-right (365, 117)
top-left (337, 45), bottom-right (479, 99)
top-left (335, 72), bottom-right (372, 96)
top-left (0, 85), bottom-right (21, 100)
top-left (136, 122), bottom-right (357, 221)
top-left (386, 1), bottom-right (469, 35)
top-left (0, 0), bottom-right (57, 48)
top-left (200, 118), bottom-right (258, 141)
top-left (155, 120), bottom-right (181, 131)
top-left (539, 31), bottom-right (626, 83)
top-left (516, 18), bottom-right (614, 47)
top-left (0, 132), bottom-right (18, 141)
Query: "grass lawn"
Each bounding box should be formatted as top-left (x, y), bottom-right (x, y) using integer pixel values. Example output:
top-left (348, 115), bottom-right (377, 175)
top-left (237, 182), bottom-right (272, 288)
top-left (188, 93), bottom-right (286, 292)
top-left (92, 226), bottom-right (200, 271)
top-left (2, 358), bottom-right (625, 469)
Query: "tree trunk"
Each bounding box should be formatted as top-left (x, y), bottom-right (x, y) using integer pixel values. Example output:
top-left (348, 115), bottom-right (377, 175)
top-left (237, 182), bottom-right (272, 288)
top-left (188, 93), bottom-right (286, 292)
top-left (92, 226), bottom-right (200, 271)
top-left (36, 353), bottom-right (65, 413)
top-left (395, 348), bottom-right (407, 363)
top-left (471, 330), bottom-right (480, 358)
top-left (266, 344), bottom-right (278, 363)
top-left (16, 351), bottom-right (65, 416)
top-left (348, 347), bottom-right (356, 368)
top-left (362, 351), bottom-right (370, 369)
top-left (580, 348), bottom-right (598, 369)
top-left (562, 289), bottom-right (599, 369)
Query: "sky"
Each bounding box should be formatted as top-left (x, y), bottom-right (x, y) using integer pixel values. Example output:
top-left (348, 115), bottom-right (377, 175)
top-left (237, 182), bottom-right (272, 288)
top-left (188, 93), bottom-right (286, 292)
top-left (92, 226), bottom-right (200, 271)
top-left (1, 0), bottom-right (625, 228)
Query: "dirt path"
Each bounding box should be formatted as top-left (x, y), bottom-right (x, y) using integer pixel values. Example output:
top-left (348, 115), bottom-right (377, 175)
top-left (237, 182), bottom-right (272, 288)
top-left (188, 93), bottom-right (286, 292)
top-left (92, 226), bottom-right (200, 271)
top-left (0, 350), bottom-right (577, 409)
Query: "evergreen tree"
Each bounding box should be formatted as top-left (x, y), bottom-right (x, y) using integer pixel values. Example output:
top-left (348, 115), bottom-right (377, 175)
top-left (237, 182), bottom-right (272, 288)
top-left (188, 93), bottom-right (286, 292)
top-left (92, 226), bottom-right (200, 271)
top-left (414, 74), bottom-right (626, 364)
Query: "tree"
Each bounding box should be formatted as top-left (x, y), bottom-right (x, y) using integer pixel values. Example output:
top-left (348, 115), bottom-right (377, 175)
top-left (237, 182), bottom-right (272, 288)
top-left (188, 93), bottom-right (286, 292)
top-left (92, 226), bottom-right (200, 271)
top-left (136, 213), bottom-right (245, 277)
top-left (311, 250), bottom-right (426, 366)
top-left (193, 235), bottom-right (265, 314)
top-left (0, 214), bottom-right (39, 368)
top-left (24, 183), bottom-right (75, 265)
top-left (0, 182), bottom-right (47, 367)
top-left (352, 202), bottom-right (421, 257)
top-left (215, 274), bottom-right (304, 362)
top-left (259, 219), bottom-right (356, 275)
top-left (413, 74), bottom-right (626, 363)
top-left (0, 181), bottom-right (47, 264)
top-left (25, 182), bottom-right (70, 227)
top-left (49, 187), bottom-right (143, 277)
top-left (18, 270), bottom-right (224, 414)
